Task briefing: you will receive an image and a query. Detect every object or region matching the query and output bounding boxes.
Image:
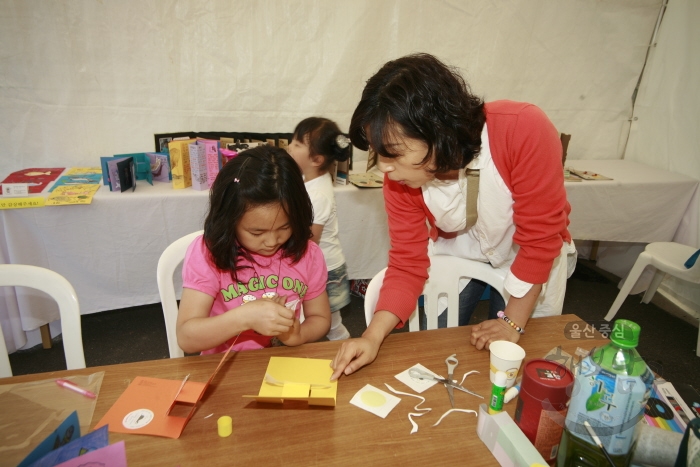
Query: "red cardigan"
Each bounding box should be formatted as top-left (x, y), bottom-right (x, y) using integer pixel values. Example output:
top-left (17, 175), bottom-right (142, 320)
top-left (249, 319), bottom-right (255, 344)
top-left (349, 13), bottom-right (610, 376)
top-left (375, 100), bottom-right (572, 325)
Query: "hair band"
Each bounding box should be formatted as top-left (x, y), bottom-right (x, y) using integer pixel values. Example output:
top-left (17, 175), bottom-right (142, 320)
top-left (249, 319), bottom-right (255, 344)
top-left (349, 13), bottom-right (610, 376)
top-left (335, 134), bottom-right (351, 149)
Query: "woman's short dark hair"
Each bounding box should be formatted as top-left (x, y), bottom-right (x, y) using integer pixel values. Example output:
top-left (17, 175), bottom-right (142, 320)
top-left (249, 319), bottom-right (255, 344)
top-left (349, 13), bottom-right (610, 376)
top-left (203, 146), bottom-right (313, 280)
top-left (349, 53), bottom-right (485, 173)
top-left (293, 117), bottom-right (351, 172)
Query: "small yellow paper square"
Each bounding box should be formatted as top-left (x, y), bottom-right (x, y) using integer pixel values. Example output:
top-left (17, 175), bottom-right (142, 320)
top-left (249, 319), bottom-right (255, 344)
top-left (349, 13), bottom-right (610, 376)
top-left (281, 383), bottom-right (310, 398)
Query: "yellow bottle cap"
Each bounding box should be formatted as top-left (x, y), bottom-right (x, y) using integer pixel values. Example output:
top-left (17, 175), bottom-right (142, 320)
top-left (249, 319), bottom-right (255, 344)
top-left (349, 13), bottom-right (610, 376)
top-left (217, 415), bottom-right (233, 437)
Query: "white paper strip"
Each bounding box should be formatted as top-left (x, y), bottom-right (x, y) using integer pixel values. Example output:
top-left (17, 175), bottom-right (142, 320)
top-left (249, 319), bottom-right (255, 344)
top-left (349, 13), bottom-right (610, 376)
top-left (458, 370), bottom-right (480, 386)
top-left (432, 408), bottom-right (478, 427)
top-left (384, 383), bottom-right (432, 434)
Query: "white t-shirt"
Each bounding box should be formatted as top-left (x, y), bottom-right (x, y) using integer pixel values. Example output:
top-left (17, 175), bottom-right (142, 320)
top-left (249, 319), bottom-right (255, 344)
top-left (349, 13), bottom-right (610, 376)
top-left (305, 172), bottom-right (345, 271)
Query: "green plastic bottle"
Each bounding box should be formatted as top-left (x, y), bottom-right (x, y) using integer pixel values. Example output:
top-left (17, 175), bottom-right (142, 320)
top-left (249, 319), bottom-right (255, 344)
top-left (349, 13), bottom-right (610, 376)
top-left (557, 319), bottom-right (653, 467)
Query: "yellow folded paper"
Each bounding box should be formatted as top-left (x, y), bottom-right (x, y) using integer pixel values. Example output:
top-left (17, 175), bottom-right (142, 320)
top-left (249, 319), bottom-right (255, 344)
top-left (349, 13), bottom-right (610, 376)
top-left (243, 357), bottom-right (337, 407)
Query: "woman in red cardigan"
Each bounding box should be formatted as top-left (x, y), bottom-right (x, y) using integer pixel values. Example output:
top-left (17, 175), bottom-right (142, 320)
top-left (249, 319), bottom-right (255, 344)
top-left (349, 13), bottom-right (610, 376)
top-left (331, 53), bottom-right (575, 380)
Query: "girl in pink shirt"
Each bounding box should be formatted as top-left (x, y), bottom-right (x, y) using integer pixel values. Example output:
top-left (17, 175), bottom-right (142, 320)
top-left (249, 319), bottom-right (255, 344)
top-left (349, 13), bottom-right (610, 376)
top-left (177, 146), bottom-right (331, 354)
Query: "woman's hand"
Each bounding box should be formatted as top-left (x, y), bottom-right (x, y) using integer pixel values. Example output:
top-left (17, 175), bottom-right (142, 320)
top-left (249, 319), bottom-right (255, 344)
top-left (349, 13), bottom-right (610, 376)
top-left (330, 336), bottom-right (381, 381)
top-left (470, 285), bottom-right (541, 350)
top-left (329, 310), bottom-right (399, 380)
top-left (469, 317), bottom-right (520, 350)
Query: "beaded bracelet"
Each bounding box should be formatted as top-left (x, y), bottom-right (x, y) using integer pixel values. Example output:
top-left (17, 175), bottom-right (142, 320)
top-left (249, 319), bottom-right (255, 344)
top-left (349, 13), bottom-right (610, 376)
top-left (497, 311), bottom-right (525, 335)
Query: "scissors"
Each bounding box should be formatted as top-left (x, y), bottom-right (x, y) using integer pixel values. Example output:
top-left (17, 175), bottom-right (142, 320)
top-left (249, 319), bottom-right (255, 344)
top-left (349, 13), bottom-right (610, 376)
top-left (409, 355), bottom-right (483, 406)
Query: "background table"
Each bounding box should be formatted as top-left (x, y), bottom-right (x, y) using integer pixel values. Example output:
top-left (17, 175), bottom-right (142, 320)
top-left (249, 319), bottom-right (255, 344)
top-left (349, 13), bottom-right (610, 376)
top-left (565, 159), bottom-right (698, 245)
top-left (1, 159), bottom-right (696, 352)
top-left (0, 315), bottom-right (608, 467)
top-left (0, 177), bottom-right (389, 351)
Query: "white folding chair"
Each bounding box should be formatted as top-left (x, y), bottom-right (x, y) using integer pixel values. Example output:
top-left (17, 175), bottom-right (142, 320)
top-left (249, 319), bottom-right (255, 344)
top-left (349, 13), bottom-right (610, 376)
top-left (364, 255), bottom-right (509, 331)
top-left (604, 242), bottom-right (700, 356)
top-left (0, 264), bottom-right (86, 378)
top-left (156, 230), bottom-right (203, 358)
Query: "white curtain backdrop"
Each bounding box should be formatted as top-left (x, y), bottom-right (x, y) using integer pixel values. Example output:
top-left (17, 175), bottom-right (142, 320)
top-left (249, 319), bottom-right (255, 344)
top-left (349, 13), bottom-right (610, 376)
top-left (1, 0), bottom-right (662, 175)
top-left (2, 0), bottom-right (698, 336)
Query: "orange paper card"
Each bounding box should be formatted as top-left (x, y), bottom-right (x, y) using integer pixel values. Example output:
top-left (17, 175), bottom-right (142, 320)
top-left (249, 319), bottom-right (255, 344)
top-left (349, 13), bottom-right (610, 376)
top-left (95, 343), bottom-right (236, 438)
top-left (94, 376), bottom-right (207, 438)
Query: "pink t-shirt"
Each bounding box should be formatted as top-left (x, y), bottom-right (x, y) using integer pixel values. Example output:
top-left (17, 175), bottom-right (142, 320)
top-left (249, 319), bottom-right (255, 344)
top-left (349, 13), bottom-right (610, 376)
top-left (183, 235), bottom-right (328, 354)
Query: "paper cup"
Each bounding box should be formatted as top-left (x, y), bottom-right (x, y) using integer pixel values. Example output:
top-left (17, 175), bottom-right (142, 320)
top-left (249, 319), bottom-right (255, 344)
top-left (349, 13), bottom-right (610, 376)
top-left (489, 340), bottom-right (526, 388)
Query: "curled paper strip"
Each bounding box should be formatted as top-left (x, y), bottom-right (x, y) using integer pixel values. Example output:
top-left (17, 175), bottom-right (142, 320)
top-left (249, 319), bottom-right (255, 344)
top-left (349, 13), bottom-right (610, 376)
top-left (408, 412), bottom-right (426, 434)
top-left (432, 408), bottom-right (478, 427)
top-left (458, 370), bottom-right (480, 386)
top-left (384, 383), bottom-right (432, 434)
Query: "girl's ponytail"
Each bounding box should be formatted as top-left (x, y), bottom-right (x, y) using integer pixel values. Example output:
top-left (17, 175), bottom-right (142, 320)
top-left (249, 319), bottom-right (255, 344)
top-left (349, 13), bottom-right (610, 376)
top-left (292, 117), bottom-right (352, 172)
top-left (331, 134), bottom-right (352, 162)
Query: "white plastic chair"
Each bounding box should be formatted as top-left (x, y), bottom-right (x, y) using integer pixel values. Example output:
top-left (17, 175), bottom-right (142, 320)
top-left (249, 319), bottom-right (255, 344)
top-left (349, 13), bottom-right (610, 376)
top-left (0, 264), bottom-right (86, 378)
top-left (604, 242), bottom-right (700, 356)
top-left (156, 230), bottom-right (203, 358)
top-left (364, 255), bottom-right (509, 331)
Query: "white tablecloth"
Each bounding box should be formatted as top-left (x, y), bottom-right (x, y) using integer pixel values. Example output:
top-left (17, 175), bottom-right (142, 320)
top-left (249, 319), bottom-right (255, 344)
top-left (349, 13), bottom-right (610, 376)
top-left (1, 159), bottom-right (697, 352)
top-left (565, 159), bottom-right (698, 245)
top-left (0, 177), bottom-right (389, 351)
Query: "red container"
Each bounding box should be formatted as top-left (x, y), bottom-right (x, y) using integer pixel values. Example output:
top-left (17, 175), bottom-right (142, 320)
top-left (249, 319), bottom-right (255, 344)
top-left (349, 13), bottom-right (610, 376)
top-left (514, 359), bottom-right (574, 463)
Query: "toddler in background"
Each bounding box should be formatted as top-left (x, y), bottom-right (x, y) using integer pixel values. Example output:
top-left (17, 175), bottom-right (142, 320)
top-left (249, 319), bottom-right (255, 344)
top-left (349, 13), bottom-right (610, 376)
top-left (288, 117), bottom-right (352, 340)
top-left (176, 146), bottom-right (331, 354)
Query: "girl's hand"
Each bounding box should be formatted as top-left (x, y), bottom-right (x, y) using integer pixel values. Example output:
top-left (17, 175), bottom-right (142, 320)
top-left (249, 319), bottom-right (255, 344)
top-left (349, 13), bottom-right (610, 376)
top-left (243, 299), bottom-right (294, 336)
top-left (277, 319), bottom-right (303, 346)
top-left (469, 317), bottom-right (520, 350)
top-left (264, 293), bottom-right (288, 306)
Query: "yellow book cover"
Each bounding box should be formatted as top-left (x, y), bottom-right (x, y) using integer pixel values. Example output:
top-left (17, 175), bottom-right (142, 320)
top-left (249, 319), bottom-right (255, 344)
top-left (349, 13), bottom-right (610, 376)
top-left (65, 167), bottom-right (102, 175)
top-left (0, 197), bottom-right (45, 209)
top-left (169, 139), bottom-right (195, 189)
top-left (46, 184), bottom-right (100, 205)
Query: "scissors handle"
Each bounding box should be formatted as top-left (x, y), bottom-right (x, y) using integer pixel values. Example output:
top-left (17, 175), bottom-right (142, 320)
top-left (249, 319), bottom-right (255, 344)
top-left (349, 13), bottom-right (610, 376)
top-left (445, 354), bottom-right (458, 376)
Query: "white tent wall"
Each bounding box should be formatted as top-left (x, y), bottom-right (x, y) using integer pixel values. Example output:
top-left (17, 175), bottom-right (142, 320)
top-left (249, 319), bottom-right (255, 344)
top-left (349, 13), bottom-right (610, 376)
top-left (6, 2), bottom-right (698, 313)
top-left (622, 0), bottom-right (700, 317)
top-left (1, 0), bottom-right (661, 177)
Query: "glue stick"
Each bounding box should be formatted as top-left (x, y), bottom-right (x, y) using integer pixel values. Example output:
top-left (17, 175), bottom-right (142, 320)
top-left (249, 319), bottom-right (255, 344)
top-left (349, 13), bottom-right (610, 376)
top-left (504, 376), bottom-right (522, 404)
top-left (488, 371), bottom-right (507, 415)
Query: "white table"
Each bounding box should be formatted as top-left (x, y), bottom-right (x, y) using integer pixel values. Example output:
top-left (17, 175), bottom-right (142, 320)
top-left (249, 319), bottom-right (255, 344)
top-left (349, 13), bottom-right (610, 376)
top-left (0, 178), bottom-right (389, 352)
top-left (565, 159), bottom-right (698, 245)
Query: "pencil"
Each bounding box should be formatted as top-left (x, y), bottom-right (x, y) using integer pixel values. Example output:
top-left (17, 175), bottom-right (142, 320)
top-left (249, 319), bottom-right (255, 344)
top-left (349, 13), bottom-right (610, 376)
top-left (583, 421), bottom-right (616, 467)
